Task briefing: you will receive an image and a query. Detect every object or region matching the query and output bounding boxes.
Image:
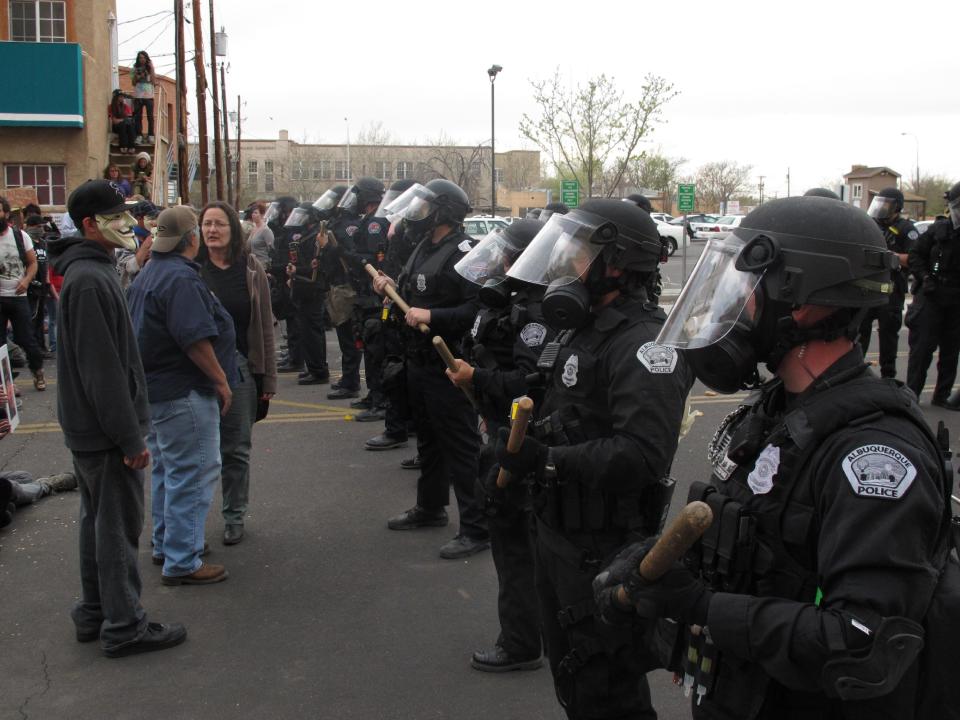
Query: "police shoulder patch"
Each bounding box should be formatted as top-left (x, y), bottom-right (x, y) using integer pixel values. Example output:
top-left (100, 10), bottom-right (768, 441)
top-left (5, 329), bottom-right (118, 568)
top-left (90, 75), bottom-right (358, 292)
top-left (520, 322), bottom-right (547, 347)
top-left (458, 240), bottom-right (473, 253)
top-left (346, 224), bottom-right (359, 236)
top-left (841, 444), bottom-right (917, 501)
top-left (636, 342), bottom-right (678, 374)
top-left (368, 222), bottom-right (382, 234)
top-left (908, 230), bottom-right (919, 241)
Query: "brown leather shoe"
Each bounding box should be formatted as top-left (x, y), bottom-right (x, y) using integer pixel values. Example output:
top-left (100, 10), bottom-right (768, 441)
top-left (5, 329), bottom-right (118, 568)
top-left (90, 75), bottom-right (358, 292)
top-left (161, 562), bottom-right (228, 586)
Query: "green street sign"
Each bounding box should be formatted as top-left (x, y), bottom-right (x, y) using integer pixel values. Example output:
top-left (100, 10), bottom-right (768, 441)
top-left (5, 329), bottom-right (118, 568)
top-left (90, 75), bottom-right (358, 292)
top-left (678, 183), bottom-right (695, 213)
top-left (560, 179), bottom-right (580, 208)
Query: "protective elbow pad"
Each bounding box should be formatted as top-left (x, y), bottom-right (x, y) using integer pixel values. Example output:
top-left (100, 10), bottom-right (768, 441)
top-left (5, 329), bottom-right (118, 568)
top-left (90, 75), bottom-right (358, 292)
top-left (821, 615), bottom-right (924, 701)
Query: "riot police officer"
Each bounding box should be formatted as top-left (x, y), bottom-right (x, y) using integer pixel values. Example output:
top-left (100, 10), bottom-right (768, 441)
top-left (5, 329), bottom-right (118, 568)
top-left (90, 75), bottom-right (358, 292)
top-left (496, 200), bottom-right (692, 718)
top-left (907, 180), bottom-right (960, 407)
top-left (283, 202), bottom-right (331, 385)
top-left (594, 195), bottom-right (957, 718)
top-left (539, 201), bottom-right (570, 223)
top-left (446, 218), bottom-right (551, 672)
top-left (267, 195), bottom-right (305, 374)
top-left (858, 187), bottom-right (918, 378)
top-left (373, 179), bottom-right (489, 559)
top-left (327, 177), bottom-right (388, 405)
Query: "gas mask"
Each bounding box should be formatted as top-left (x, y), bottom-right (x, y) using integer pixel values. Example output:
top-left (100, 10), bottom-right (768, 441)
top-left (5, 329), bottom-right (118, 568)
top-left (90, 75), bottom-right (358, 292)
top-left (95, 212), bottom-right (138, 250)
top-left (478, 278), bottom-right (511, 308)
top-left (542, 277), bottom-right (591, 330)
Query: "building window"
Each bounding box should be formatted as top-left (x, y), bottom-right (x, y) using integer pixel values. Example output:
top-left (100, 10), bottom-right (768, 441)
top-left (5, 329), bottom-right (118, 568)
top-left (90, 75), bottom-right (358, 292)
top-left (9, 1), bottom-right (66, 42)
top-left (494, 168), bottom-right (504, 184)
top-left (247, 160), bottom-right (257, 189)
top-left (264, 161), bottom-right (274, 192)
top-left (292, 161), bottom-right (305, 181)
top-left (376, 161), bottom-right (391, 182)
top-left (471, 160), bottom-right (482, 176)
top-left (335, 160), bottom-right (348, 181)
top-left (4, 163), bottom-right (66, 205)
top-left (396, 161), bottom-right (411, 180)
top-left (852, 184), bottom-right (862, 200)
top-left (312, 160), bottom-right (331, 181)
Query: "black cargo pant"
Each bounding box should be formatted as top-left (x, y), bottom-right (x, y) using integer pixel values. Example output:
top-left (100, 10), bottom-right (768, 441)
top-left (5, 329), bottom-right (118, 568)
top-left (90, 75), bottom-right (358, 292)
top-left (295, 294), bottom-right (328, 375)
top-left (70, 448), bottom-right (149, 651)
top-left (906, 294), bottom-right (960, 400)
top-left (858, 292), bottom-right (904, 379)
top-left (334, 319), bottom-right (361, 390)
top-left (534, 519), bottom-right (657, 720)
top-left (407, 357), bottom-right (486, 538)
top-left (481, 422), bottom-right (541, 658)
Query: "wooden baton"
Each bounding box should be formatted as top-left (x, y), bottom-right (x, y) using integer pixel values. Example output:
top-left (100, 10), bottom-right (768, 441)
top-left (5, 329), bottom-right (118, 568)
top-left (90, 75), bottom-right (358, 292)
top-left (613, 500), bottom-right (714, 607)
top-left (363, 262), bottom-right (429, 334)
top-left (496, 396), bottom-right (535, 489)
top-left (432, 336), bottom-right (479, 409)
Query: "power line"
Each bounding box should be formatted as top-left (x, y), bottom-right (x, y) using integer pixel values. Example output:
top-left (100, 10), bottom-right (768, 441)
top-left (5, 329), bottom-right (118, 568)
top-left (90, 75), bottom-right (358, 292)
top-left (138, 17), bottom-right (174, 55)
top-left (118, 10), bottom-right (172, 25)
top-left (119, 13), bottom-right (171, 46)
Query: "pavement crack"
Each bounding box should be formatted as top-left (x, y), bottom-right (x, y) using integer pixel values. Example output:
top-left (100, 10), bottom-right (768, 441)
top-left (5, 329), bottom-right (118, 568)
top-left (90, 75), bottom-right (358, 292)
top-left (17, 650), bottom-right (51, 720)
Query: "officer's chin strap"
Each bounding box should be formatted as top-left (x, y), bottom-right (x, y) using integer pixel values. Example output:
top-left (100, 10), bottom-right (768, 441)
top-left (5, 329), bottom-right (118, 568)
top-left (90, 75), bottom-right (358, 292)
top-left (764, 308), bottom-right (866, 374)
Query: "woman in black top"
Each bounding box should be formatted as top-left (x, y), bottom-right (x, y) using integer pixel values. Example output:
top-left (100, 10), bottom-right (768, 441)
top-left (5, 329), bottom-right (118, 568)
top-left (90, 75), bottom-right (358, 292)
top-left (198, 202), bottom-right (277, 545)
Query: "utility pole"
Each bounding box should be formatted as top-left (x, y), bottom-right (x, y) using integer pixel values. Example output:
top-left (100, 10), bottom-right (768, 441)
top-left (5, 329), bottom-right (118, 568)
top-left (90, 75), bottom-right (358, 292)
top-left (208, 1), bottom-right (223, 200)
top-left (235, 94), bottom-right (242, 209)
top-left (221, 64), bottom-right (232, 207)
top-left (758, 175), bottom-right (766, 205)
top-left (174, 0), bottom-right (189, 204)
top-left (786, 167), bottom-right (791, 198)
top-left (192, 0), bottom-right (209, 205)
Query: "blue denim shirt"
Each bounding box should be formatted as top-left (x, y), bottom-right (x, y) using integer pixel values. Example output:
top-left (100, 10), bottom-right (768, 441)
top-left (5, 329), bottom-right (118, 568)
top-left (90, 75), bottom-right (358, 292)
top-left (127, 252), bottom-right (239, 403)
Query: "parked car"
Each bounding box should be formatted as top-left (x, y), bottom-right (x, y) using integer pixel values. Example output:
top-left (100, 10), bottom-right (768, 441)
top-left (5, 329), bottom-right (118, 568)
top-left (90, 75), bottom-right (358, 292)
top-left (669, 213), bottom-right (718, 227)
top-left (656, 219), bottom-right (687, 256)
top-left (650, 212), bottom-right (674, 223)
top-left (696, 215), bottom-right (746, 242)
top-left (463, 216), bottom-right (510, 240)
top-left (914, 220), bottom-right (934, 235)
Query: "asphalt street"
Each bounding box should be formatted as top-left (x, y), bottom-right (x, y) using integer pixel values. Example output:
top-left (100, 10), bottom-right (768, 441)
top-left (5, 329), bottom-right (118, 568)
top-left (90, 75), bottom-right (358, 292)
top-left (1, 312), bottom-right (958, 720)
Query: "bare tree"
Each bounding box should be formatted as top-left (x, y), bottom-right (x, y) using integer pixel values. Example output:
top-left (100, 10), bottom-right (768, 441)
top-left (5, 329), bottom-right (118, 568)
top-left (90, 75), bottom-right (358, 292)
top-left (627, 151), bottom-right (686, 194)
top-left (906, 173), bottom-right (952, 217)
top-left (520, 69), bottom-right (677, 198)
top-left (421, 133), bottom-right (490, 208)
top-left (695, 161), bottom-right (753, 211)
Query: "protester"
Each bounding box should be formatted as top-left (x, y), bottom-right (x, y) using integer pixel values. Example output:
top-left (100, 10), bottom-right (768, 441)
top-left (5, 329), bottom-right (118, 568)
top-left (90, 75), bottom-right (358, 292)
top-left (51, 178), bottom-right (186, 657)
top-left (131, 153), bottom-right (153, 199)
top-left (246, 202), bottom-right (274, 268)
top-left (198, 201), bottom-right (277, 545)
top-left (108, 89), bottom-right (136, 154)
top-left (127, 205), bottom-right (237, 585)
top-left (130, 51), bottom-right (155, 145)
top-left (0, 195), bottom-right (45, 390)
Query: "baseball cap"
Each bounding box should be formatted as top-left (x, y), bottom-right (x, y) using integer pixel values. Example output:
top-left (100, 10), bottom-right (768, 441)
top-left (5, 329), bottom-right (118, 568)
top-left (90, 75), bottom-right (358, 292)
top-left (67, 180), bottom-right (129, 226)
top-left (153, 205), bottom-right (197, 252)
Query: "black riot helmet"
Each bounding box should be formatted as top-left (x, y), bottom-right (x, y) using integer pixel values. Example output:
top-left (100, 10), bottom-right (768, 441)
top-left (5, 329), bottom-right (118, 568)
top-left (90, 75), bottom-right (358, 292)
top-left (803, 187), bottom-right (840, 200)
top-left (285, 202), bottom-right (324, 230)
top-left (658, 195), bottom-right (899, 393)
top-left (425, 178), bottom-right (471, 226)
top-left (455, 218), bottom-right (545, 307)
top-left (539, 202), bottom-right (570, 223)
top-left (384, 179), bottom-right (471, 236)
top-left (944, 181), bottom-right (960, 229)
top-left (264, 195), bottom-right (298, 229)
top-left (507, 199), bottom-right (662, 328)
top-left (623, 193), bottom-right (653, 213)
top-left (313, 185), bottom-right (348, 218)
top-left (867, 187), bottom-right (904, 225)
top-left (375, 178), bottom-right (418, 219)
top-left (339, 177), bottom-right (385, 214)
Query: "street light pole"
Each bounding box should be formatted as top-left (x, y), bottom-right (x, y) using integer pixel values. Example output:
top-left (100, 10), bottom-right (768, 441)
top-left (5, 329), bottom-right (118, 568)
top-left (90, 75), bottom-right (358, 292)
top-left (901, 132), bottom-right (919, 191)
top-left (488, 64), bottom-right (502, 217)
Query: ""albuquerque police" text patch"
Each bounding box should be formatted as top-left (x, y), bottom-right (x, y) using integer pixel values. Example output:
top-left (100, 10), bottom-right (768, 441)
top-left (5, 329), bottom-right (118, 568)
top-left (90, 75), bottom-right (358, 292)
top-left (841, 444), bottom-right (916, 501)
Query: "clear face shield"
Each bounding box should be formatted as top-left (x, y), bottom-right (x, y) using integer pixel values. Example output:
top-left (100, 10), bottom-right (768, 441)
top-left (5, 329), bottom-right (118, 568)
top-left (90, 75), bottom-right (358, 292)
top-left (263, 202), bottom-right (281, 226)
top-left (454, 227), bottom-right (521, 285)
top-left (382, 183), bottom-right (437, 224)
top-left (505, 213), bottom-right (607, 287)
top-left (949, 197), bottom-right (960, 230)
top-left (656, 232), bottom-right (765, 350)
top-left (313, 189), bottom-right (340, 212)
top-left (867, 196), bottom-right (898, 222)
top-left (285, 208), bottom-right (312, 228)
top-left (374, 189), bottom-right (402, 219)
top-left (337, 187), bottom-right (359, 213)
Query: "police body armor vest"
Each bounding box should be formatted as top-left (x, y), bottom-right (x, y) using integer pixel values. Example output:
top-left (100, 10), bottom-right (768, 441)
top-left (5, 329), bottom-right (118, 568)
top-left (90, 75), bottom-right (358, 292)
top-left (534, 297), bottom-right (668, 534)
top-left (884, 218), bottom-right (915, 295)
top-left (685, 366), bottom-right (954, 718)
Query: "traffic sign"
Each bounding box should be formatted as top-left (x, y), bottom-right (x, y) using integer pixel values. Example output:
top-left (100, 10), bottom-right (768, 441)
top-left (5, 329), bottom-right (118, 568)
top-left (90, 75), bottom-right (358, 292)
top-left (561, 179), bottom-right (580, 208)
top-left (678, 183), bottom-right (695, 213)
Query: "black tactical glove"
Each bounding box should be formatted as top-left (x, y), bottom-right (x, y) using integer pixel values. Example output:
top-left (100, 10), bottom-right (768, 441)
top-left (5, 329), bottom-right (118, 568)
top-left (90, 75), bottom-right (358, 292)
top-left (495, 427), bottom-right (548, 481)
top-left (593, 539), bottom-right (654, 626)
top-left (922, 275), bottom-right (939, 295)
top-left (593, 539), bottom-right (712, 626)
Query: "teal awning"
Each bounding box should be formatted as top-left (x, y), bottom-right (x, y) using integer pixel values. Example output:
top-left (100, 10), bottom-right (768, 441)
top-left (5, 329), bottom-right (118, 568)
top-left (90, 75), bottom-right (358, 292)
top-left (0, 41), bottom-right (84, 127)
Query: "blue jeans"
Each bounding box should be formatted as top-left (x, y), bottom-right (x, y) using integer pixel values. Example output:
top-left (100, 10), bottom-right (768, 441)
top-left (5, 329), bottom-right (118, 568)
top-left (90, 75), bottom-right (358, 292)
top-left (147, 390), bottom-right (221, 577)
top-left (46, 296), bottom-right (57, 351)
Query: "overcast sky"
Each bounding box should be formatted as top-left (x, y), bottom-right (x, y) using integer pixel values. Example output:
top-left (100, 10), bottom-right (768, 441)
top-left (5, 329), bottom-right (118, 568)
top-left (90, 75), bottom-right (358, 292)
top-left (116, 0), bottom-right (957, 200)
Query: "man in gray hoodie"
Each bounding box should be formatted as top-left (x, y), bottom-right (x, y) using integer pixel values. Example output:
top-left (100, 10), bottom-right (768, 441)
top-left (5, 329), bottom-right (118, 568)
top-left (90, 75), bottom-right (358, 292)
top-left (49, 179), bottom-right (185, 658)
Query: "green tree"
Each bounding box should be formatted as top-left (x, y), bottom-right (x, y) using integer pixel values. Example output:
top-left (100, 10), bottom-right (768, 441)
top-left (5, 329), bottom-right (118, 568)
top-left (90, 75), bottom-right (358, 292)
top-left (520, 69), bottom-right (677, 199)
top-left (695, 161), bottom-right (753, 212)
top-left (906, 174), bottom-right (952, 218)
